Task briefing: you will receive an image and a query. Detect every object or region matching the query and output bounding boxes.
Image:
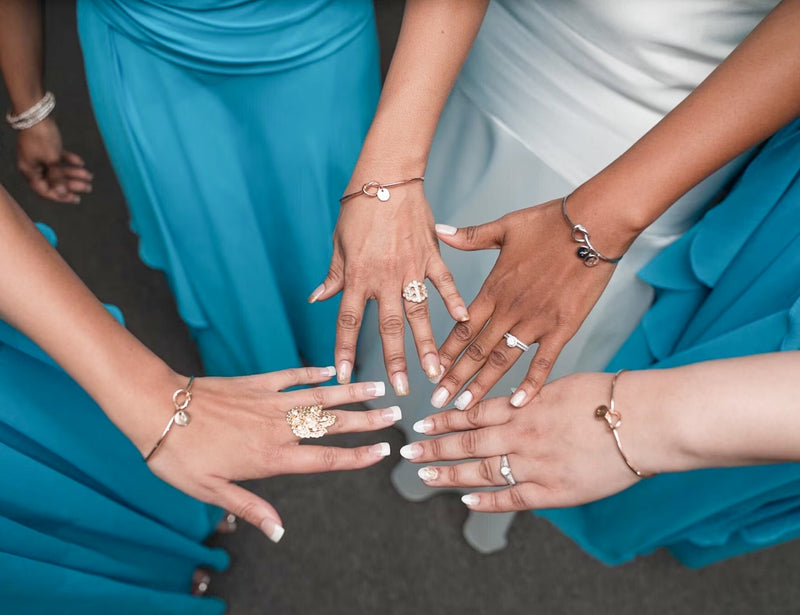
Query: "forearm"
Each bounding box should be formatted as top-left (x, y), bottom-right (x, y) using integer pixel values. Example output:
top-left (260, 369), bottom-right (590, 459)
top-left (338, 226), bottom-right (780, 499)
top-left (0, 184), bottom-right (177, 454)
top-left (349, 0), bottom-right (488, 182)
top-left (0, 0), bottom-right (47, 113)
top-left (572, 0), bottom-right (800, 252)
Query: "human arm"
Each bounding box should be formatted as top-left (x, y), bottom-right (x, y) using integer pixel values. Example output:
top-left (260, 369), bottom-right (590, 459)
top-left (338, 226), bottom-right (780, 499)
top-left (431, 0), bottom-right (800, 409)
top-left (311, 0), bottom-right (489, 394)
top-left (0, 182), bottom-right (398, 540)
top-left (0, 0), bottom-right (92, 202)
top-left (401, 352), bottom-right (800, 511)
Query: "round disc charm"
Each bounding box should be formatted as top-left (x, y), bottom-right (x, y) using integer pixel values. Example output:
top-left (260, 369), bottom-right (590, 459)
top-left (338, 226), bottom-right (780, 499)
top-left (376, 187), bottom-right (391, 202)
top-left (174, 410), bottom-right (191, 426)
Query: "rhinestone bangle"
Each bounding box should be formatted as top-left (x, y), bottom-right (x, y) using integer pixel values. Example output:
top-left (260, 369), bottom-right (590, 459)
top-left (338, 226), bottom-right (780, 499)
top-left (6, 91), bottom-right (56, 130)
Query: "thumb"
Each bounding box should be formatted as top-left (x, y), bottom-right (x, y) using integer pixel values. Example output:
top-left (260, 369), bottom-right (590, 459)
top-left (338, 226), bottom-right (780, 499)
top-left (435, 220), bottom-right (504, 251)
top-left (308, 250), bottom-right (345, 303)
top-left (214, 483), bottom-right (285, 543)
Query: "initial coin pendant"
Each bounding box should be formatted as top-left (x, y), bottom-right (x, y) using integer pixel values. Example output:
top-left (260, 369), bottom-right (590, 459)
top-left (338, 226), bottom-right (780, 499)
top-left (376, 187), bottom-right (391, 202)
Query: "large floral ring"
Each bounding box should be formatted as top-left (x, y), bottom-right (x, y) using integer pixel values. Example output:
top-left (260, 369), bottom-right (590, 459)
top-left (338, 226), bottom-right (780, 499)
top-left (403, 280), bottom-right (428, 303)
top-left (286, 404), bottom-right (337, 439)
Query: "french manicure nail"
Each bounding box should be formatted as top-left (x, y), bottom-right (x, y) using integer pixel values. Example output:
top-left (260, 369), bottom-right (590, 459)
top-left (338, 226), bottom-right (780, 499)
top-left (418, 466), bottom-right (439, 481)
top-left (308, 284), bottom-right (325, 303)
top-left (260, 518), bottom-right (285, 543)
top-left (337, 361), bottom-right (352, 384)
top-left (392, 372), bottom-right (409, 396)
top-left (413, 418), bottom-right (433, 434)
top-left (461, 494), bottom-right (480, 507)
top-left (382, 406), bottom-right (402, 422)
top-left (431, 387), bottom-right (449, 409)
top-left (366, 381), bottom-right (386, 397)
top-left (321, 366), bottom-right (336, 377)
top-left (435, 223), bottom-right (458, 236)
top-left (454, 390), bottom-right (473, 410)
top-left (400, 443), bottom-right (422, 460)
top-left (370, 442), bottom-right (391, 457)
top-left (510, 390), bottom-right (527, 408)
top-left (454, 306), bottom-right (470, 322)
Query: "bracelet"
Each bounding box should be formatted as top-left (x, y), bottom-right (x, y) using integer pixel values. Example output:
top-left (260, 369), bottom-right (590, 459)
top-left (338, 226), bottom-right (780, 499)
top-left (594, 370), bottom-right (654, 479)
top-left (561, 194), bottom-right (623, 267)
top-left (6, 91), bottom-right (56, 130)
top-left (339, 176), bottom-right (424, 204)
top-left (144, 376), bottom-right (195, 462)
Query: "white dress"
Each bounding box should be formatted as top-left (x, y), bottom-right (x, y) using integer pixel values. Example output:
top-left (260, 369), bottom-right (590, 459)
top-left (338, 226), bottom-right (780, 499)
top-left (357, 0), bottom-right (778, 552)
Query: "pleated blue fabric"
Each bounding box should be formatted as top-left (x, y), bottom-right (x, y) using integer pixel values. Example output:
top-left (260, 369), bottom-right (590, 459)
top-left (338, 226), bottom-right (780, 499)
top-left (76, 0), bottom-right (380, 375)
top-left (538, 116), bottom-right (800, 567)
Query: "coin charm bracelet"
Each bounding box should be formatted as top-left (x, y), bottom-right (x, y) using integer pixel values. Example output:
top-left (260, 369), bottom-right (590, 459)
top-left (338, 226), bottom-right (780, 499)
top-left (339, 177), bottom-right (424, 204)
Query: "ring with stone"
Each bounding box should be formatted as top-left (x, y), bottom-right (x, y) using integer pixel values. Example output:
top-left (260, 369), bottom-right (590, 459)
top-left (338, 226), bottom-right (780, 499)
top-left (503, 332), bottom-right (530, 352)
top-left (499, 454), bottom-right (517, 486)
top-left (403, 280), bottom-right (428, 303)
top-left (286, 404), bottom-right (337, 439)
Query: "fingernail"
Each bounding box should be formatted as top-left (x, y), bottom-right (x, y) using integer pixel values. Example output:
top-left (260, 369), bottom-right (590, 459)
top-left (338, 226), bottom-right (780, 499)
top-left (428, 364), bottom-right (445, 384)
top-left (260, 518), bottom-right (285, 544)
top-left (382, 406), bottom-right (402, 422)
top-left (435, 223), bottom-right (458, 236)
top-left (370, 442), bottom-right (391, 457)
top-left (510, 390), bottom-right (527, 408)
top-left (418, 466), bottom-right (439, 481)
top-left (366, 381), bottom-right (386, 397)
top-left (422, 354), bottom-right (441, 381)
top-left (454, 306), bottom-right (470, 322)
top-left (413, 418), bottom-right (433, 434)
top-left (400, 443), bottom-right (422, 460)
top-left (308, 284), bottom-right (325, 303)
top-left (454, 390), bottom-right (473, 411)
top-left (321, 366), bottom-right (336, 377)
top-left (337, 361), bottom-right (352, 384)
top-left (391, 372), bottom-right (409, 396)
top-left (431, 387), bottom-right (449, 408)
top-left (461, 494), bottom-right (480, 507)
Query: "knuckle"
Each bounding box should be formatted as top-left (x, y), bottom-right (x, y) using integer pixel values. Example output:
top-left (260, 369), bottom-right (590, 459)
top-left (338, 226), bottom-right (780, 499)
top-left (338, 310), bottom-right (361, 331)
top-left (533, 355), bottom-right (553, 372)
top-left (509, 487), bottom-right (529, 510)
top-left (322, 447), bottom-right (339, 471)
top-left (303, 367), bottom-right (317, 381)
top-left (465, 342), bottom-right (487, 362)
top-left (347, 384), bottom-right (361, 402)
top-left (233, 498), bottom-right (258, 523)
top-left (465, 405), bottom-right (483, 429)
top-left (379, 314), bottom-right (404, 336)
top-left (439, 350), bottom-right (454, 364)
top-left (442, 372), bottom-right (462, 389)
top-left (460, 430), bottom-right (480, 458)
top-left (479, 458), bottom-right (495, 483)
top-left (311, 388), bottom-right (327, 406)
top-left (453, 322), bottom-right (473, 342)
top-left (385, 352), bottom-right (406, 370)
top-left (488, 348), bottom-right (510, 369)
top-left (405, 302), bottom-right (429, 321)
top-left (445, 464), bottom-right (460, 484)
top-left (464, 225), bottom-right (480, 243)
top-left (427, 437), bottom-right (443, 460)
top-left (436, 270), bottom-right (455, 286)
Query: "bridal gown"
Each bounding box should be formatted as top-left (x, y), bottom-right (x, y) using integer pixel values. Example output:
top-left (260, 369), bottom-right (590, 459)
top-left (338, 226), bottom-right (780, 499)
top-left (355, 0), bottom-right (779, 552)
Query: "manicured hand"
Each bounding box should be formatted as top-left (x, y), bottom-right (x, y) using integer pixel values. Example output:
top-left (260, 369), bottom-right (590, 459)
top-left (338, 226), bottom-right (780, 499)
top-left (17, 117), bottom-right (92, 203)
top-left (310, 181), bottom-right (468, 396)
top-left (144, 366), bottom-right (400, 543)
top-left (430, 198), bottom-right (619, 411)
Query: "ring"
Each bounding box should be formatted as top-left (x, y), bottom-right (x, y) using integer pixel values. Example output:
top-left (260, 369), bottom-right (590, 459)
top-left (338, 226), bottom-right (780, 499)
top-left (403, 280), bottom-right (428, 303)
top-left (499, 454), bottom-right (517, 486)
top-left (503, 333), bottom-right (530, 352)
top-left (286, 405), bottom-right (337, 439)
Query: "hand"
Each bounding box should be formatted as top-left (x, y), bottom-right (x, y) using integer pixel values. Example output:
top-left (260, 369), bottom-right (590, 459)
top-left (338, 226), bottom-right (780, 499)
top-left (310, 181), bottom-right (468, 395)
top-left (400, 372), bottom-right (675, 512)
top-left (430, 198), bottom-right (622, 411)
top-left (16, 117), bottom-right (92, 203)
top-left (143, 367), bottom-right (399, 542)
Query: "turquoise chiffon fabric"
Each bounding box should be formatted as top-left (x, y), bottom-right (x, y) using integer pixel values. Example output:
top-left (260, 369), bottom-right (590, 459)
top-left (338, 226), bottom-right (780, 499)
top-left (76, 0), bottom-right (380, 376)
top-left (0, 226), bottom-right (227, 614)
top-left (538, 117), bottom-right (800, 567)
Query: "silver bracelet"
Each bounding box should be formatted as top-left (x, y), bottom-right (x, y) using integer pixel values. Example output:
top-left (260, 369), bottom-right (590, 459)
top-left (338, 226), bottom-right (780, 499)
top-left (6, 91), bottom-right (56, 130)
top-left (339, 176), bottom-right (424, 204)
top-left (561, 194), bottom-right (623, 267)
top-left (144, 376), bottom-right (195, 462)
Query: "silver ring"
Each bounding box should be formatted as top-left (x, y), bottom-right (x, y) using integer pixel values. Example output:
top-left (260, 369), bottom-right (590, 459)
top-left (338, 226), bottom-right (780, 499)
top-left (499, 454), bottom-right (517, 486)
top-left (403, 280), bottom-right (428, 303)
top-left (503, 333), bottom-right (530, 352)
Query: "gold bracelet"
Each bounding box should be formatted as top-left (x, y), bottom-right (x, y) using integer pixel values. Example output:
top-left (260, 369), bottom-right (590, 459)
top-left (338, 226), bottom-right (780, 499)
top-left (594, 370), bottom-right (654, 479)
top-left (144, 376), bottom-right (195, 462)
top-left (339, 176), bottom-right (424, 204)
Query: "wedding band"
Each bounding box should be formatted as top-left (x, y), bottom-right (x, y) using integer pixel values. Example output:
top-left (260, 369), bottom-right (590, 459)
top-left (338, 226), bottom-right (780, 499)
top-left (503, 333), bottom-right (530, 352)
top-left (286, 404), bottom-right (337, 439)
top-left (499, 454), bottom-right (517, 486)
top-left (403, 280), bottom-right (428, 303)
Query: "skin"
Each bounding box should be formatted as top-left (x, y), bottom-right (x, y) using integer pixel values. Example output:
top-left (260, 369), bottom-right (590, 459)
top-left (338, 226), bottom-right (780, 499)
top-left (404, 353), bottom-right (800, 512)
top-left (0, 182), bottom-right (398, 541)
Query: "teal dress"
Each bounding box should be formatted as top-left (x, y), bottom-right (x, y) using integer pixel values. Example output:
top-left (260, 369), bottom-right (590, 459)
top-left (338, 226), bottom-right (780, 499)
top-left (76, 0), bottom-right (381, 376)
top-left (538, 116), bottom-right (800, 567)
top-left (0, 226), bottom-right (228, 614)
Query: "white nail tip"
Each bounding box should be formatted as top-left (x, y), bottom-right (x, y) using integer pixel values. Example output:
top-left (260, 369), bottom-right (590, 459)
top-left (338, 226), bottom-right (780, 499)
top-left (412, 419), bottom-right (431, 434)
top-left (400, 444), bottom-right (421, 460)
top-left (370, 382), bottom-right (386, 396)
top-left (418, 467), bottom-right (439, 481)
top-left (261, 520), bottom-right (285, 544)
top-left (387, 406), bottom-right (402, 421)
top-left (269, 524), bottom-right (285, 543)
top-left (510, 390), bottom-right (526, 407)
top-left (372, 442), bottom-right (391, 457)
top-left (431, 388), bottom-right (449, 408)
top-left (435, 223), bottom-right (458, 236)
top-left (461, 494), bottom-right (480, 506)
top-left (454, 391), bottom-right (473, 410)
top-left (322, 366), bottom-right (336, 377)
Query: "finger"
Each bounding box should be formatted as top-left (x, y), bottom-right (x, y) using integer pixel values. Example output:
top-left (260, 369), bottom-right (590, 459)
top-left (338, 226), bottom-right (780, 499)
top-left (281, 379), bottom-right (386, 409)
top-left (61, 150), bottom-right (86, 167)
top-left (374, 290), bottom-right (410, 395)
top-left (284, 440), bottom-right (392, 473)
top-left (66, 179), bottom-right (92, 194)
top-left (417, 455), bottom-right (511, 488)
top-left (399, 426), bottom-right (506, 463)
top-left (427, 256), bottom-right (469, 324)
top-left (411, 397), bottom-right (513, 436)
top-left (212, 482), bottom-right (285, 543)
top-left (264, 365), bottom-right (338, 391)
top-left (402, 281), bottom-right (441, 386)
top-left (460, 484), bottom-right (547, 512)
top-left (308, 251), bottom-right (344, 304)
top-left (435, 219), bottom-right (504, 251)
top-left (62, 166), bottom-right (93, 181)
top-left (509, 335), bottom-right (567, 408)
top-left (326, 405), bottom-right (402, 434)
top-left (333, 289), bottom-right (365, 384)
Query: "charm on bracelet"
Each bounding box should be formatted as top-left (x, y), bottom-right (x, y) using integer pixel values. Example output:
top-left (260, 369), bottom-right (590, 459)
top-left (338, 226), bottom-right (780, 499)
top-left (561, 195), bottom-right (623, 267)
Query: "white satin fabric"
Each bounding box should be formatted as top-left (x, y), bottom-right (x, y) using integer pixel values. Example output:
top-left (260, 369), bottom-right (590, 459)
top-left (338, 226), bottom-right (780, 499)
top-left (357, 0), bottom-right (778, 551)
